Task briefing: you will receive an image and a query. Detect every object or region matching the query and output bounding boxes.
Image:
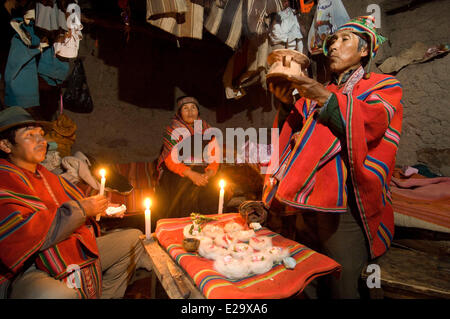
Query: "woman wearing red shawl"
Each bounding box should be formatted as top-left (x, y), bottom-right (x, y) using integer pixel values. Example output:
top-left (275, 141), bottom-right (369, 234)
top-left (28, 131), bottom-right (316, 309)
top-left (265, 16), bottom-right (403, 298)
top-left (155, 96), bottom-right (221, 220)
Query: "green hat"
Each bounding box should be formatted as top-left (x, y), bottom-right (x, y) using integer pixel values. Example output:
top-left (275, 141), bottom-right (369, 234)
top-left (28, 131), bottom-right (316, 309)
top-left (0, 107), bottom-right (52, 134)
top-left (323, 16), bottom-right (387, 59)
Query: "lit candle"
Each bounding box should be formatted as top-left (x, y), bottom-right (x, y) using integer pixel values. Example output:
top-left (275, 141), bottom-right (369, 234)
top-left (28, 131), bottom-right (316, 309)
top-left (218, 179), bottom-right (225, 214)
top-left (96, 169), bottom-right (106, 221)
top-left (99, 169), bottom-right (106, 196)
top-left (144, 198), bottom-right (152, 240)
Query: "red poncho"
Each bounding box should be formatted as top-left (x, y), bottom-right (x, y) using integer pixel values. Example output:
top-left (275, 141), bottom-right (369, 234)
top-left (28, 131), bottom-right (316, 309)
top-left (0, 159), bottom-right (102, 298)
top-left (263, 67), bottom-right (403, 258)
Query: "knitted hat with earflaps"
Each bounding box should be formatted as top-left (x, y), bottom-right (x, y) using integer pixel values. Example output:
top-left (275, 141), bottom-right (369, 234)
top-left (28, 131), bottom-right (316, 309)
top-left (323, 16), bottom-right (387, 74)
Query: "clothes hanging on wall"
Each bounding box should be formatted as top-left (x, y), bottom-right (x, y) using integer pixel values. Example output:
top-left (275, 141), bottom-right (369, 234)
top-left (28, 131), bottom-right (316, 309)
top-left (145, 0), bottom-right (285, 49)
top-left (223, 35), bottom-right (269, 99)
top-left (5, 22), bottom-right (70, 107)
top-left (35, 0), bottom-right (68, 33)
top-left (269, 6), bottom-right (303, 51)
top-left (146, 0), bottom-right (204, 40)
top-left (4, 32), bottom-right (41, 108)
top-left (204, 0), bottom-right (284, 50)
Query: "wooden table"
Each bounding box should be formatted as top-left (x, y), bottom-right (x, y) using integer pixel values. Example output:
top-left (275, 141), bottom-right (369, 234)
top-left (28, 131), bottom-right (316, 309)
top-left (141, 235), bottom-right (205, 299)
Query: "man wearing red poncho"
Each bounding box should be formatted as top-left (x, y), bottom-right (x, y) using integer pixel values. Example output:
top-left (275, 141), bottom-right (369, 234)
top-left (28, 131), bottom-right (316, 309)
top-left (264, 16), bottom-right (403, 298)
top-left (0, 107), bottom-right (152, 298)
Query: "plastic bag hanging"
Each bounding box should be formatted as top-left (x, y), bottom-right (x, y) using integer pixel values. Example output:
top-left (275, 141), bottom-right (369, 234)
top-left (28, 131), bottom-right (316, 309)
top-left (63, 58), bottom-right (93, 113)
top-left (307, 0), bottom-right (350, 55)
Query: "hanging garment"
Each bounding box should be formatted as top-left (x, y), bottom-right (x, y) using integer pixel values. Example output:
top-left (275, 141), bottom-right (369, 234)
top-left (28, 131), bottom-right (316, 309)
top-left (5, 17), bottom-right (70, 107)
top-left (205, 0), bottom-right (284, 50)
top-left (4, 32), bottom-right (41, 108)
top-left (35, 0), bottom-right (68, 33)
top-left (269, 6), bottom-right (303, 51)
top-left (223, 35), bottom-right (269, 99)
top-left (146, 0), bottom-right (204, 40)
top-left (37, 46), bottom-right (70, 86)
top-left (54, 2), bottom-right (83, 59)
top-left (246, 0), bottom-right (285, 35)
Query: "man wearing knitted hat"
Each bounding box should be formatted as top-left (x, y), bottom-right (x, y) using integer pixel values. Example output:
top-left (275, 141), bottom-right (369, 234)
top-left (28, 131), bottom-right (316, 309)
top-left (265, 16), bottom-right (403, 298)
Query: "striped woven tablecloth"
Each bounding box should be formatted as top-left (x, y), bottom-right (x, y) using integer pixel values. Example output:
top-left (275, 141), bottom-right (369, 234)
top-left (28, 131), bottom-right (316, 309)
top-left (155, 213), bottom-right (341, 299)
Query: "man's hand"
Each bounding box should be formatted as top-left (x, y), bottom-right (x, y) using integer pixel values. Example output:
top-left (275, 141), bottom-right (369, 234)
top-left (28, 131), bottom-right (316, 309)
top-left (203, 169), bottom-right (215, 181)
top-left (78, 195), bottom-right (109, 217)
top-left (268, 79), bottom-right (295, 105)
top-left (290, 75), bottom-right (332, 106)
top-left (184, 169), bottom-right (208, 187)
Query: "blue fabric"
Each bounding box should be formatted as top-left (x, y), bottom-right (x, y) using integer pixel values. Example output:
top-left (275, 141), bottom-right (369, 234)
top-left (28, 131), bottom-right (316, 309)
top-left (20, 19), bottom-right (41, 47)
top-left (4, 34), bottom-right (40, 108)
top-left (38, 47), bottom-right (70, 86)
top-left (5, 18), bottom-right (70, 108)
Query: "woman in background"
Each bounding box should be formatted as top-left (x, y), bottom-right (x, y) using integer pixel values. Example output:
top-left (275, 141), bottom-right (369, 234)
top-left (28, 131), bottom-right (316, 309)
top-left (155, 96), bottom-right (221, 221)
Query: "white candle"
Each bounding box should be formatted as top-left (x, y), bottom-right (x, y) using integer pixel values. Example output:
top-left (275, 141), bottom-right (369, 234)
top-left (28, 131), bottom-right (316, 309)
top-left (99, 169), bottom-right (106, 196)
top-left (218, 179), bottom-right (225, 214)
top-left (144, 198), bottom-right (152, 240)
top-left (96, 169), bottom-right (106, 221)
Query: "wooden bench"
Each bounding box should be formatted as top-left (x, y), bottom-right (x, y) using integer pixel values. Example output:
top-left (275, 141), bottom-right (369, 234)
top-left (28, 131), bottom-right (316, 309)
top-left (361, 245), bottom-right (450, 299)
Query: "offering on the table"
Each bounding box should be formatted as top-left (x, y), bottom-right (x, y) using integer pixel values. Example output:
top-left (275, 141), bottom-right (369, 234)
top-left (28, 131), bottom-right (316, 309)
top-left (183, 237), bottom-right (200, 252)
top-left (215, 232), bottom-right (238, 248)
top-left (214, 254), bottom-right (251, 279)
top-left (266, 246), bottom-right (290, 264)
top-left (224, 222), bottom-right (244, 233)
top-left (249, 222), bottom-right (262, 230)
top-left (201, 224), bottom-right (224, 239)
top-left (247, 252), bottom-right (273, 275)
top-left (183, 223), bottom-right (202, 238)
top-left (249, 236), bottom-right (272, 250)
top-left (198, 235), bottom-right (213, 247)
top-left (228, 243), bottom-right (254, 259)
top-left (190, 213), bottom-right (218, 224)
top-left (283, 256), bottom-right (297, 270)
top-left (234, 229), bottom-right (256, 242)
top-left (198, 242), bottom-right (227, 260)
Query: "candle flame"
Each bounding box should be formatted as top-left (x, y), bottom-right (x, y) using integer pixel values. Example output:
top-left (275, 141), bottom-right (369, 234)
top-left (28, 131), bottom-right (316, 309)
top-left (219, 179), bottom-right (226, 188)
top-left (99, 169), bottom-right (106, 178)
top-left (144, 198), bottom-right (152, 210)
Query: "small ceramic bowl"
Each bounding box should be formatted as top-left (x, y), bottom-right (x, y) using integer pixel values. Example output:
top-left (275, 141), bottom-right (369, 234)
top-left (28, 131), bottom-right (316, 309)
top-left (183, 237), bottom-right (200, 252)
top-left (266, 49), bottom-right (310, 86)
